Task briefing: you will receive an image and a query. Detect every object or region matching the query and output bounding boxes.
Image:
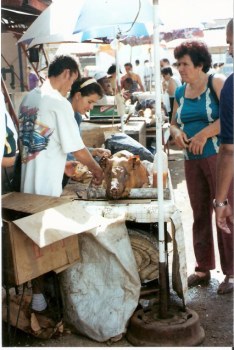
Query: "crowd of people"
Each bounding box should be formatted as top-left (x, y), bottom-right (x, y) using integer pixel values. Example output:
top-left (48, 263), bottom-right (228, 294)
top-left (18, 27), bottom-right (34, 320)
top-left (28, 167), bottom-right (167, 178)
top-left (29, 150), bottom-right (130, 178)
top-left (1, 19), bottom-right (233, 319)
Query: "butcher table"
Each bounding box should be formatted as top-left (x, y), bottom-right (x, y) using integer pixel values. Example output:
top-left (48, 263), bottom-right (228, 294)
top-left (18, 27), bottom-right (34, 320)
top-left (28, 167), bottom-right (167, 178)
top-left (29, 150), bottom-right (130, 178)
top-left (62, 173), bottom-right (188, 303)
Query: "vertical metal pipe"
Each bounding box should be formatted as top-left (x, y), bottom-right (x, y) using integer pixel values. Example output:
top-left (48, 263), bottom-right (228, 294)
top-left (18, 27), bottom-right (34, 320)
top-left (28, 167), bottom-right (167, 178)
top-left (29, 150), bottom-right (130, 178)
top-left (153, 0), bottom-right (168, 318)
top-left (17, 44), bottom-right (24, 92)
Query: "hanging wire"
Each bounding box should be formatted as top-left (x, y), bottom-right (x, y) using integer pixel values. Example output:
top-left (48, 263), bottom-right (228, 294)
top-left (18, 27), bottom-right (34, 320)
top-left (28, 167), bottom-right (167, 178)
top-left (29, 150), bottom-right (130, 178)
top-left (116, 0), bottom-right (141, 37)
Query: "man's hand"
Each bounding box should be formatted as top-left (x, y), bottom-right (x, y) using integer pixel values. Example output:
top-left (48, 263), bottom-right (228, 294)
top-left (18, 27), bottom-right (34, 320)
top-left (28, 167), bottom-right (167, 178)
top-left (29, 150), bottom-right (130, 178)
top-left (90, 164), bottom-right (104, 186)
top-left (215, 204), bottom-right (233, 234)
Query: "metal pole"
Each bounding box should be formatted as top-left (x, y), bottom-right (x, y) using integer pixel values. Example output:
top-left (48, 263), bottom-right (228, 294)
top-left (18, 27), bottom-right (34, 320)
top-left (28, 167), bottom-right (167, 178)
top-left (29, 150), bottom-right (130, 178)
top-left (153, 0), bottom-right (168, 318)
top-left (17, 44), bottom-right (25, 92)
top-left (114, 37), bottom-right (125, 132)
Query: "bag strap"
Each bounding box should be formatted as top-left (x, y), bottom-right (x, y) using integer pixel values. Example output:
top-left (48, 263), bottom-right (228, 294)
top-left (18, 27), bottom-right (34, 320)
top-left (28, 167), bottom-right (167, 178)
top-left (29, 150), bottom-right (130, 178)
top-left (208, 74), bottom-right (219, 104)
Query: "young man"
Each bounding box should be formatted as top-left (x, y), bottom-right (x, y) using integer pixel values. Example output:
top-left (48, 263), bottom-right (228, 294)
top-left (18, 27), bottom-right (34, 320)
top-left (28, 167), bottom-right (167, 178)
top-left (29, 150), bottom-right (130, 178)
top-left (19, 55), bottom-right (103, 197)
top-left (18, 55), bottom-right (103, 312)
top-left (120, 62), bottom-right (145, 92)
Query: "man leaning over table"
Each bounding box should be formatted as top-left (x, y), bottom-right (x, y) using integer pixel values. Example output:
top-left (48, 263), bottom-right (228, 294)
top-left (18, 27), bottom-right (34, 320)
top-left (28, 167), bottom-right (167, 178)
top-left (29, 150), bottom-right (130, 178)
top-left (18, 55), bottom-right (103, 314)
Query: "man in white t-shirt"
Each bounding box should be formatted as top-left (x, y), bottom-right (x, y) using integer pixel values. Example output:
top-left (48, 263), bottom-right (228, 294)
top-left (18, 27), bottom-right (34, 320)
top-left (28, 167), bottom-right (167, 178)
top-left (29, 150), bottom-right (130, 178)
top-left (18, 55), bottom-right (103, 314)
top-left (19, 55), bottom-right (103, 197)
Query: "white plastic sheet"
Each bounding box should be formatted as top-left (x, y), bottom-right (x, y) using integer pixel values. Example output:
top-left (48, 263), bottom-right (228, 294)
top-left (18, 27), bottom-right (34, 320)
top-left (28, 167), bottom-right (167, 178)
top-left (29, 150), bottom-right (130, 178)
top-left (59, 215), bottom-right (141, 342)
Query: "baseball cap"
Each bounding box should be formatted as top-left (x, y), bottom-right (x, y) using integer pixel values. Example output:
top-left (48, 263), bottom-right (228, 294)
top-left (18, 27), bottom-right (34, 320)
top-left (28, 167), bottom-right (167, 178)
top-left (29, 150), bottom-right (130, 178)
top-left (94, 71), bottom-right (108, 81)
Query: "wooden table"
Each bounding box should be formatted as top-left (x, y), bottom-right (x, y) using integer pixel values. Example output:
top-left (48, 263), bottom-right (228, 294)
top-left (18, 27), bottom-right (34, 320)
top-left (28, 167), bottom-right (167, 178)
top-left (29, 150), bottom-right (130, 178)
top-left (145, 123), bottom-right (171, 155)
top-left (81, 120), bottom-right (146, 148)
top-left (123, 120), bottom-right (146, 147)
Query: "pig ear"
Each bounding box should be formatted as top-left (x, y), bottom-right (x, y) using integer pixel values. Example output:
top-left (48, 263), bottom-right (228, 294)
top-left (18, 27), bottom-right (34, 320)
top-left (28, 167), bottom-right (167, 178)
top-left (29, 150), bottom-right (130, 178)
top-left (99, 156), bottom-right (109, 169)
top-left (128, 155), bottom-right (141, 169)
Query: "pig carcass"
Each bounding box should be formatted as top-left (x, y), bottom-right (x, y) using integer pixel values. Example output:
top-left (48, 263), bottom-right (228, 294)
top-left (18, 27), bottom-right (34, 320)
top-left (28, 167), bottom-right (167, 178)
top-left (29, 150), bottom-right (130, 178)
top-left (99, 150), bottom-right (150, 199)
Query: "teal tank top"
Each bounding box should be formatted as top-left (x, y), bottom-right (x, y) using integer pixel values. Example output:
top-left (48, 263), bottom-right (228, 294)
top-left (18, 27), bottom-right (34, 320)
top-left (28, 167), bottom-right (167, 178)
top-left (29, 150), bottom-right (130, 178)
top-left (175, 82), bottom-right (220, 160)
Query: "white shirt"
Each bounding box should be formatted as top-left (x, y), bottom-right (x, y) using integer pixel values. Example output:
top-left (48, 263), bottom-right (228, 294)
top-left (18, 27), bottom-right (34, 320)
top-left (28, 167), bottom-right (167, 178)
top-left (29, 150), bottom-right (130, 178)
top-left (19, 80), bottom-right (85, 197)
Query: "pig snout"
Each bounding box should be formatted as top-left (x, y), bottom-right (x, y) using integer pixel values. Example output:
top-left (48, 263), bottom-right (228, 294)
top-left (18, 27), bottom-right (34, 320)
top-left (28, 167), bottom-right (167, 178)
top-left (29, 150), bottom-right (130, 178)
top-left (106, 166), bottom-right (126, 199)
top-left (108, 178), bottom-right (122, 199)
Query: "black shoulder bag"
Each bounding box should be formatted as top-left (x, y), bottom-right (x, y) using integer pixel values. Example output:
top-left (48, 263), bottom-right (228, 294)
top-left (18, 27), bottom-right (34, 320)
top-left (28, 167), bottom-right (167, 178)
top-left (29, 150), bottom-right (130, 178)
top-left (207, 74), bottom-right (219, 104)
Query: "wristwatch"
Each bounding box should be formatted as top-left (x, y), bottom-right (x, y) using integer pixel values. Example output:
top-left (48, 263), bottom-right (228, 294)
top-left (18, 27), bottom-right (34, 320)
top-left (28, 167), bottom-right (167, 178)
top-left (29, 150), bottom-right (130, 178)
top-left (213, 198), bottom-right (228, 208)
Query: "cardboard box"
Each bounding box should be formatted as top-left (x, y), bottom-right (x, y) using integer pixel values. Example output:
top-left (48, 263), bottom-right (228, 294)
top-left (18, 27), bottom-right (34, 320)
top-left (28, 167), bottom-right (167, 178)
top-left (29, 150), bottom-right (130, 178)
top-left (2, 192), bottom-right (102, 286)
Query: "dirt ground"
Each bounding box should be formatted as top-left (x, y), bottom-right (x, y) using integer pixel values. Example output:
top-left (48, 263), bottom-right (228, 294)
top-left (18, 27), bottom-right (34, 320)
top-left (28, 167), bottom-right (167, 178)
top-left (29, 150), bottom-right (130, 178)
top-left (2, 146), bottom-right (233, 348)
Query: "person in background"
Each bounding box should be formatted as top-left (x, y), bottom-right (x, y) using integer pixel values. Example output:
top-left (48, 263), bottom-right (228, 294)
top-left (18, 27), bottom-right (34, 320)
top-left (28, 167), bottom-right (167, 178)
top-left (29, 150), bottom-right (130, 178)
top-left (121, 62), bottom-right (145, 92)
top-left (107, 64), bottom-right (118, 93)
top-left (143, 59), bottom-right (153, 91)
top-left (107, 64), bottom-right (124, 92)
top-left (214, 18), bottom-right (233, 294)
top-left (169, 40), bottom-right (232, 295)
top-left (18, 55), bottom-right (103, 314)
top-left (213, 63), bottom-right (220, 72)
top-left (121, 77), bottom-right (136, 103)
top-left (160, 57), bottom-right (170, 68)
top-left (134, 59), bottom-right (145, 88)
top-left (134, 59), bottom-right (140, 74)
top-left (27, 65), bottom-right (39, 90)
top-left (161, 66), bottom-right (181, 122)
top-left (93, 71), bottom-right (114, 99)
top-left (161, 58), bottom-right (182, 83)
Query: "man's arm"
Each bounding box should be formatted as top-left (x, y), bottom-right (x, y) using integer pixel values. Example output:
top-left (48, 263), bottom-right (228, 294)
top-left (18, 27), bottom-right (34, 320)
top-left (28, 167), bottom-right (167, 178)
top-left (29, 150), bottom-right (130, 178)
top-left (215, 144), bottom-right (234, 233)
top-left (216, 144), bottom-right (234, 202)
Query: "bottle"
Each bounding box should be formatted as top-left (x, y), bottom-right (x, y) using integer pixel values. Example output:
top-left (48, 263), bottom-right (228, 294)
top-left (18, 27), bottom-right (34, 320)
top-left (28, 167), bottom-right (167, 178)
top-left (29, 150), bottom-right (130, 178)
top-left (153, 148), bottom-right (168, 188)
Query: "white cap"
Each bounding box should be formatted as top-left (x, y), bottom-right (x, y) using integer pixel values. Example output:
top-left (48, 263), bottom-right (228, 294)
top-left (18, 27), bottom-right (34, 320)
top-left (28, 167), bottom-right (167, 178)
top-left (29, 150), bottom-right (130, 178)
top-left (94, 71), bottom-right (108, 81)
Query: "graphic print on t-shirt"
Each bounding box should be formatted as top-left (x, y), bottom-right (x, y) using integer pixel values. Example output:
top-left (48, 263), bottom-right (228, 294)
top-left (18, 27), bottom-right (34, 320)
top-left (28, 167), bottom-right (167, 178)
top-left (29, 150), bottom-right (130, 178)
top-left (19, 106), bottom-right (53, 162)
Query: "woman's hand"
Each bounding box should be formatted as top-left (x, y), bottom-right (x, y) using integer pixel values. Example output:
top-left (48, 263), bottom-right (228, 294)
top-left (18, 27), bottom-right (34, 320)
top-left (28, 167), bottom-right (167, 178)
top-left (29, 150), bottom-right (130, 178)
top-left (188, 133), bottom-right (207, 155)
top-left (171, 126), bottom-right (189, 149)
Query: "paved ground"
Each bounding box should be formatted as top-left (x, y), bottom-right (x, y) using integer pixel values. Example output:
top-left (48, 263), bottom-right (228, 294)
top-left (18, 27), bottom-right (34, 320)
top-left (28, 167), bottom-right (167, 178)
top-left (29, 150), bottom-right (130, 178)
top-left (2, 146), bottom-right (233, 348)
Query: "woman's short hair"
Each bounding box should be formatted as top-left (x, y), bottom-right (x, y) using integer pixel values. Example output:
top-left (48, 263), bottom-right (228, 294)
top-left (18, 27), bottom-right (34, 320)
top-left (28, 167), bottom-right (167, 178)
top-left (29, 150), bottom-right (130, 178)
top-left (69, 77), bottom-right (103, 99)
top-left (174, 40), bottom-right (212, 73)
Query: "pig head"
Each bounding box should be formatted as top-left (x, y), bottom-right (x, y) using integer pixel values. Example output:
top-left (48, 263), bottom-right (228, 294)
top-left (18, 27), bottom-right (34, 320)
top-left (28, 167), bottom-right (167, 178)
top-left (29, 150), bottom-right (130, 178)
top-left (99, 150), bottom-right (149, 199)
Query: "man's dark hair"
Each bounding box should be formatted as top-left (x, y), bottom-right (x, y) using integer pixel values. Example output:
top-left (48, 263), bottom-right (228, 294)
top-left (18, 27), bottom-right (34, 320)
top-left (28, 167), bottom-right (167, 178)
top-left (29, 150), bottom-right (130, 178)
top-left (107, 64), bottom-right (116, 75)
top-left (135, 59), bottom-right (140, 65)
top-left (161, 66), bottom-right (173, 76)
top-left (125, 77), bottom-right (133, 85)
top-left (162, 58), bottom-right (170, 65)
top-left (48, 55), bottom-right (79, 77)
top-left (124, 62), bottom-right (133, 68)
